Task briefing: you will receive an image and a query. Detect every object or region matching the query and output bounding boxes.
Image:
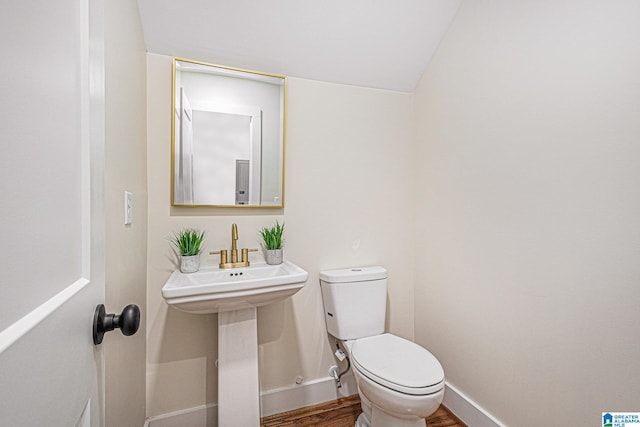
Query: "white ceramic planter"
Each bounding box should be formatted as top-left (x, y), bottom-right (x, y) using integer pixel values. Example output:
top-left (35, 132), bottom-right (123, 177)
top-left (265, 249), bottom-right (283, 265)
top-left (180, 254), bottom-right (201, 273)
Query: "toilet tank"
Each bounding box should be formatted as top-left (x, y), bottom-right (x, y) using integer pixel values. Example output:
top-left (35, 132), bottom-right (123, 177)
top-left (319, 266), bottom-right (387, 340)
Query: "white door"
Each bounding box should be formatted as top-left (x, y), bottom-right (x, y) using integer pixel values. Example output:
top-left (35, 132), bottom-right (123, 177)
top-left (0, 0), bottom-right (106, 425)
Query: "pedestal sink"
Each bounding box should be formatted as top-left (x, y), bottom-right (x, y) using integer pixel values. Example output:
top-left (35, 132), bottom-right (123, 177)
top-left (162, 260), bottom-right (308, 426)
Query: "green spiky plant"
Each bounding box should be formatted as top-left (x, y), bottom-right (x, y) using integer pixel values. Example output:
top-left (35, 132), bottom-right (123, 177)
top-left (169, 228), bottom-right (205, 256)
top-left (260, 221), bottom-right (285, 250)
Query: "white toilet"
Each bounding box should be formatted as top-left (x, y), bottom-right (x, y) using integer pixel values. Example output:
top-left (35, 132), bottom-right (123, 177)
top-left (320, 266), bottom-right (445, 427)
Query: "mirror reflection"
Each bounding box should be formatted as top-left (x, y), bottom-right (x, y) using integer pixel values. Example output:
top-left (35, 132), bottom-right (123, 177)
top-left (172, 59), bottom-right (286, 207)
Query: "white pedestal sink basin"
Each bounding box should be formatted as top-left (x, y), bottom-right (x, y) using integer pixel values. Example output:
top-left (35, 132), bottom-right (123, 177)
top-left (162, 259), bottom-right (308, 314)
top-left (162, 259), bottom-right (308, 426)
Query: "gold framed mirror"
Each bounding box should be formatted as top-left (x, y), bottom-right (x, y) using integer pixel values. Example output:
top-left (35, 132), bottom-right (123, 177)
top-left (172, 58), bottom-right (286, 207)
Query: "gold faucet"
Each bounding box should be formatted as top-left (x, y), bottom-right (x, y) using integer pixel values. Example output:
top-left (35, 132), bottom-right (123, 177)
top-left (210, 223), bottom-right (258, 269)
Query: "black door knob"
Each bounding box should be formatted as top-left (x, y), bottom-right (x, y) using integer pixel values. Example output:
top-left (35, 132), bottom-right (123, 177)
top-left (93, 304), bottom-right (140, 345)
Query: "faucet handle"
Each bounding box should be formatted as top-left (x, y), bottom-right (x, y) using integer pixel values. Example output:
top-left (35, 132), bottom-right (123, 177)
top-left (241, 248), bottom-right (259, 263)
top-left (210, 249), bottom-right (228, 265)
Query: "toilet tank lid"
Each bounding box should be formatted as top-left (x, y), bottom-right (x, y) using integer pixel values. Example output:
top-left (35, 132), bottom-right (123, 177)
top-left (319, 266), bottom-right (387, 283)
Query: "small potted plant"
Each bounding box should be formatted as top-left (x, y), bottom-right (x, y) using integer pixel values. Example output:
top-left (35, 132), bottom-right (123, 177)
top-left (170, 228), bottom-right (205, 273)
top-left (260, 221), bottom-right (284, 265)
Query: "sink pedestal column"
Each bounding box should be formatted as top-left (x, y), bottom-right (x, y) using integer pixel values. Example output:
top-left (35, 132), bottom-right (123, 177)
top-left (218, 307), bottom-right (260, 426)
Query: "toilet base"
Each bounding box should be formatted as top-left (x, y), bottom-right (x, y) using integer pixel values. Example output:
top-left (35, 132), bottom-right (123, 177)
top-left (354, 409), bottom-right (427, 427)
top-left (371, 406), bottom-right (426, 427)
top-left (355, 413), bottom-right (370, 427)
top-left (355, 391), bottom-right (428, 427)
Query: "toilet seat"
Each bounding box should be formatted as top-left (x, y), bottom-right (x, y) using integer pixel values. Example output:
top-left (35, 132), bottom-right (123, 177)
top-left (350, 334), bottom-right (444, 396)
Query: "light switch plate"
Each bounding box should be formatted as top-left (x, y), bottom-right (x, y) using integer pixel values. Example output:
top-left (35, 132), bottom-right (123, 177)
top-left (124, 191), bottom-right (133, 225)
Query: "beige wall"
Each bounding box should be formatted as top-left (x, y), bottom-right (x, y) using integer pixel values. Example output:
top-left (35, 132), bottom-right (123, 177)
top-left (413, 1), bottom-right (640, 425)
top-left (105, 0), bottom-right (148, 425)
top-left (146, 54), bottom-right (415, 417)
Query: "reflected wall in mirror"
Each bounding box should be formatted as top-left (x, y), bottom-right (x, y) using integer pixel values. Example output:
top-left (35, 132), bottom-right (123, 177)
top-left (172, 58), bottom-right (286, 207)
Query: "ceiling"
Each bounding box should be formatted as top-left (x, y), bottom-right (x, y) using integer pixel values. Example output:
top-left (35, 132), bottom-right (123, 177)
top-left (136, 0), bottom-right (461, 92)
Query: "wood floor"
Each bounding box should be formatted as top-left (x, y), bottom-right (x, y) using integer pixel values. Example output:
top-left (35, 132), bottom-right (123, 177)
top-left (261, 394), bottom-right (466, 427)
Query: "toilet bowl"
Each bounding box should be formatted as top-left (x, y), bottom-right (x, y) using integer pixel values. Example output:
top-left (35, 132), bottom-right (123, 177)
top-left (345, 334), bottom-right (444, 427)
top-left (319, 267), bottom-right (445, 427)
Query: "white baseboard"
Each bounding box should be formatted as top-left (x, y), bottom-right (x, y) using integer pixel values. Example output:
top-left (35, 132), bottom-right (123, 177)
top-left (261, 372), bottom-right (357, 417)
top-left (145, 374), bottom-right (357, 427)
top-left (144, 403), bottom-right (217, 427)
top-left (144, 376), bottom-right (505, 427)
top-left (443, 382), bottom-right (506, 427)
